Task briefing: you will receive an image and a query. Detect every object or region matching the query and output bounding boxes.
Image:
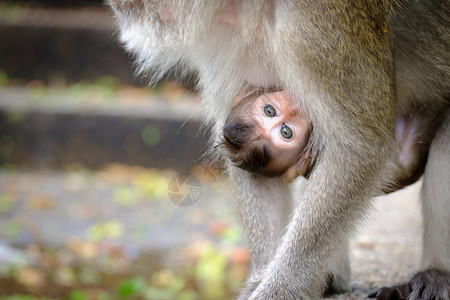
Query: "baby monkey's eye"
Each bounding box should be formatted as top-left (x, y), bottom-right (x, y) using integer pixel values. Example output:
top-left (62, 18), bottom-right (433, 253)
top-left (281, 124), bottom-right (293, 139)
top-left (264, 105), bottom-right (276, 117)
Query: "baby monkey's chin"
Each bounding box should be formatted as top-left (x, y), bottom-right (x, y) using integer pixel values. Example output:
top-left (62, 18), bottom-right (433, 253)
top-left (226, 154), bottom-right (283, 177)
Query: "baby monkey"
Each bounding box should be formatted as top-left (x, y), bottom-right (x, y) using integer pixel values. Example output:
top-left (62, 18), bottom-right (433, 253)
top-left (223, 91), bottom-right (313, 182)
top-left (223, 91), bottom-right (426, 193)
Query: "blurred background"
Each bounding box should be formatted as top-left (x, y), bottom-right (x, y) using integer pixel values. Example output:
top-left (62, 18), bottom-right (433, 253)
top-left (0, 1), bottom-right (427, 300)
top-left (0, 1), bottom-right (248, 299)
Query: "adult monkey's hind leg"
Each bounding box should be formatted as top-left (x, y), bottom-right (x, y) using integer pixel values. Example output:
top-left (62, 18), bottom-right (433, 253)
top-left (227, 167), bottom-right (293, 299)
top-left (419, 110), bottom-right (450, 300)
top-left (370, 110), bottom-right (450, 300)
top-left (232, 166), bottom-right (352, 299)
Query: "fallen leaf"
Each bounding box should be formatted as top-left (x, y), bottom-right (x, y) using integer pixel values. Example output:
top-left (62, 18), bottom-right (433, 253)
top-left (27, 194), bottom-right (55, 210)
top-left (15, 267), bottom-right (45, 288)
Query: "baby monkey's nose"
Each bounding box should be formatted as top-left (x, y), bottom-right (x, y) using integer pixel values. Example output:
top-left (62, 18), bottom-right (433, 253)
top-left (223, 123), bottom-right (251, 151)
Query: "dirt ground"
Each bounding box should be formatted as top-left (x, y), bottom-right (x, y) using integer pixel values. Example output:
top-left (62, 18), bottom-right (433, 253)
top-left (0, 166), bottom-right (424, 299)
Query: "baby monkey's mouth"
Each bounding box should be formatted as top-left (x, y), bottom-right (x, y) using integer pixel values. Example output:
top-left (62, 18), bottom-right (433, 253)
top-left (223, 134), bottom-right (241, 152)
top-left (221, 136), bottom-right (275, 176)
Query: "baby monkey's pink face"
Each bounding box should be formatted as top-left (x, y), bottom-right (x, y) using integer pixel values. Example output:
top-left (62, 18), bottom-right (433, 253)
top-left (251, 92), bottom-right (309, 154)
top-left (223, 91), bottom-right (312, 182)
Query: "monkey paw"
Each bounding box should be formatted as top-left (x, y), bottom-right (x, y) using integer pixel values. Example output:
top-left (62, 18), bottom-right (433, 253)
top-left (368, 269), bottom-right (450, 300)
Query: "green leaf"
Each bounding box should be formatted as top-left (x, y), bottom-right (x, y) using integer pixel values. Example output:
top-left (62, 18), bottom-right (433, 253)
top-left (118, 277), bottom-right (146, 298)
top-left (70, 290), bottom-right (88, 300)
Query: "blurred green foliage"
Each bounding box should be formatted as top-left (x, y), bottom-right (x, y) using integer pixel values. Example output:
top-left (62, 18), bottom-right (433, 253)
top-left (135, 170), bottom-right (168, 200)
top-left (0, 2), bottom-right (20, 20)
top-left (86, 221), bottom-right (124, 241)
top-left (0, 297), bottom-right (52, 300)
top-left (195, 244), bottom-right (227, 299)
top-left (141, 125), bottom-right (161, 147)
top-left (0, 69), bottom-right (8, 87)
top-left (0, 194), bottom-right (16, 212)
top-left (0, 242), bottom-right (244, 300)
top-left (118, 277), bottom-right (146, 298)
top-left (113, 186), bottom-right (139, 206)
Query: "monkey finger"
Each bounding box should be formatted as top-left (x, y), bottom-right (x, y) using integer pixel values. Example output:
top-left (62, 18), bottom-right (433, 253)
top-left (368, 284), bottom-right (411, 300)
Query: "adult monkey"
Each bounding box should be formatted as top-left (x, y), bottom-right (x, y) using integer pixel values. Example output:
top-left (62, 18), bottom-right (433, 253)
top-left (110, 1), bottom-right (450, 299)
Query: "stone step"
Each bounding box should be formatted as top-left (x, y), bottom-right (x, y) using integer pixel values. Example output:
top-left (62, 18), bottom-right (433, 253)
top-left (0, 5), bottom-right (140, 85)
top-left (0, 88), bottom-right (209, 170)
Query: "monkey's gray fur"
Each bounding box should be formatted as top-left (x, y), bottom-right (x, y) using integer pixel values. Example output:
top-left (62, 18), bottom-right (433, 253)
top-left (110, 1), bottom-right (449, 299)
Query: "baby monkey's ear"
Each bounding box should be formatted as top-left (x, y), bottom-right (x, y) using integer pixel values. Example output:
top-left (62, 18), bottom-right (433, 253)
top-left (284, 150), bottom-right (313, 183)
